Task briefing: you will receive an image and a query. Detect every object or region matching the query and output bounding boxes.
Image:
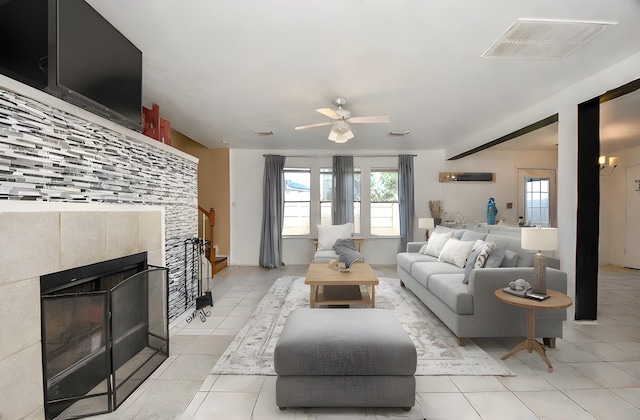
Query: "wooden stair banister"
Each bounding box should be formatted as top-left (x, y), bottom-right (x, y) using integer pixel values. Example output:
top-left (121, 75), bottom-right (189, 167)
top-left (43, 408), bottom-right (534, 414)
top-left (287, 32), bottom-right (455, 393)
top-left (197, 206), bottom-right (216, 264)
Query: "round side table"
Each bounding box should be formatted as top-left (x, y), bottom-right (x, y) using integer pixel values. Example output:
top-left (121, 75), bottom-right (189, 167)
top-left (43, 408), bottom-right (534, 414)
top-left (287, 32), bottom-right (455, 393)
top-left (494, 289), bottom-right (572, 373)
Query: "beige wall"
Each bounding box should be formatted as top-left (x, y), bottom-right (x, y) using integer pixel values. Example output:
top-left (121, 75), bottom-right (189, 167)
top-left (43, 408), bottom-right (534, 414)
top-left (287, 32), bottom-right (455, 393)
top-left (172, 131), bottom-right (231, 256)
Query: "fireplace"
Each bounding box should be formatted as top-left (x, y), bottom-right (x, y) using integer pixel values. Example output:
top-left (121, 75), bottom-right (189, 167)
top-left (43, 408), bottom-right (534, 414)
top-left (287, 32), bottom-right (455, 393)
top-left (40, 253), bottom-right (169, 420)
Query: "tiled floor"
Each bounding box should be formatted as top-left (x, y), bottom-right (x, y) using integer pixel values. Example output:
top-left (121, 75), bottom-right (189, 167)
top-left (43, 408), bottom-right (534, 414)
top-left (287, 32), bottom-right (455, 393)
top-left (94, 264), bottom-right (640, 419)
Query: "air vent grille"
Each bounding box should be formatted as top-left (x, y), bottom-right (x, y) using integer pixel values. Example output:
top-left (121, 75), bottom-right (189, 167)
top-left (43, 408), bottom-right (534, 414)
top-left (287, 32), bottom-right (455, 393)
top-left (482, 19), bottom-right (616, 59)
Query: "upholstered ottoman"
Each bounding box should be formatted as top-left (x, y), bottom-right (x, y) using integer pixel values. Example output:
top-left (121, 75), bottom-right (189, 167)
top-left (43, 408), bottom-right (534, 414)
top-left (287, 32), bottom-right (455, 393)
top-left (274, 308), bottom-right (417, 410)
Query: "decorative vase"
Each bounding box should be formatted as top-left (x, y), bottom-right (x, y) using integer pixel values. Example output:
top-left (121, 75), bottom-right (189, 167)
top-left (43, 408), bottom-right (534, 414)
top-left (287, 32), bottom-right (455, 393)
top-left (487, 214), bottom-right (496, 225)
top-left (434, 218), bottom-right (442, 226)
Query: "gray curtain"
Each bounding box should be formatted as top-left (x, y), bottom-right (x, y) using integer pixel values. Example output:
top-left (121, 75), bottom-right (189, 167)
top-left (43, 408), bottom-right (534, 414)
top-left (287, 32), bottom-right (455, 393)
top-left (332, 155), bottom-right (354, 225)
top-left (398, 155), bottom-right (415, 252)
top-left (259, 155), bottom-right (286, 268)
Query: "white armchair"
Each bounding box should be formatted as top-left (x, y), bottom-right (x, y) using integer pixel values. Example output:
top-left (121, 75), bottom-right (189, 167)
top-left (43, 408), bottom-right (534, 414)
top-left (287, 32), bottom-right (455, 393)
top-left (312, 223), bottom-right (362, 263)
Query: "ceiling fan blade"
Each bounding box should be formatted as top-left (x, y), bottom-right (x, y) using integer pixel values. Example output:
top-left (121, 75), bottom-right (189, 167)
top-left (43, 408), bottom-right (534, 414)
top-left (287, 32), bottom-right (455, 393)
top-left (316, 108), bottom-right (341, 120)
top-left (348, 115), bottom-right (391, 124)
top-left (295, 121), bottom-right (334, 130)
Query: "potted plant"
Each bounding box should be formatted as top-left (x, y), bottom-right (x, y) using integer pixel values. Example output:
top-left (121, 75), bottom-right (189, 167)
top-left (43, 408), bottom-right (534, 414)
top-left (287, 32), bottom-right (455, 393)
top-left (429, 200), bottom-right (443, 225)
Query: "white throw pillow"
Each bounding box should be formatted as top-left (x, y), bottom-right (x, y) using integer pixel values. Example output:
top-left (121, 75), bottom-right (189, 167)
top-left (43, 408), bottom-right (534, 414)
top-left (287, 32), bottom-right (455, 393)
top-left (422, 231), bottom-right (454, 257)
top-left (438, 238), bottom-right (475, 268)
top-left (472, 240), bottom-right (496, 269)
top-left (316, 223), bottom-right (353, 250)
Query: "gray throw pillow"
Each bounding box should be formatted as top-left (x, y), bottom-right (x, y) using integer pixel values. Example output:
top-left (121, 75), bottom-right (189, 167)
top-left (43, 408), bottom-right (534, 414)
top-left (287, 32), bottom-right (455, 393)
top-left (333, 239), bottom-right (363, 268)
top-left (501, 249), bottom-right (519, 267)
top-left (485, 247), bottom-right (505, 268)
top-left (463, 247), bottom-right (482, 284)
top-left (516, 251), bottom-right (535, 267)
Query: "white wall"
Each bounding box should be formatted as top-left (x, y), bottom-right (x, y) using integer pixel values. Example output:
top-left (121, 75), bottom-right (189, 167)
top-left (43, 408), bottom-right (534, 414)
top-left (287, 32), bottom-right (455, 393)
top-left (440, 149), bottom-right (558, 226)
top-left (229, 148), bottom-right (557, 266)
top-left (230, 150), bottom-right (442, 266)
top-left (602, 144), bottom-right (640, 268)
top-left (445, 51), bottom-right (640, 320)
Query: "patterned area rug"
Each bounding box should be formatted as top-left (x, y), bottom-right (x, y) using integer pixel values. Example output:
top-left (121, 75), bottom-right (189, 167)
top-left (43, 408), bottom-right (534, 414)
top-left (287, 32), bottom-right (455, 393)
top-left (211, 276), bottom-right (512, 376)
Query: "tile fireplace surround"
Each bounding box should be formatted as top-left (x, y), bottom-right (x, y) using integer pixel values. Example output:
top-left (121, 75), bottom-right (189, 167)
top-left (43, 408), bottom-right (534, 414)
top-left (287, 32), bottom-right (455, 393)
top-left (0, 202), bottom-right (164, 419)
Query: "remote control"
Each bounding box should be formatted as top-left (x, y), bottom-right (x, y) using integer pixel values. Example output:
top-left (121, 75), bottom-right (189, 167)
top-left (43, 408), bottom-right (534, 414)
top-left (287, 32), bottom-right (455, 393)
top-left (525, 292), bottom-right (549, 300)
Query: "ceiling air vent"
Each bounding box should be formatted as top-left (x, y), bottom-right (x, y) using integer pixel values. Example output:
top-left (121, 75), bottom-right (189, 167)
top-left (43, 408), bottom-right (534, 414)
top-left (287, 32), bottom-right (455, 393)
top-left (482, 19), bottom-right (616, 59)
top-left (253, 131), bottom-right (274, 136)
top-left (389, 130), bottom-right (410, 137)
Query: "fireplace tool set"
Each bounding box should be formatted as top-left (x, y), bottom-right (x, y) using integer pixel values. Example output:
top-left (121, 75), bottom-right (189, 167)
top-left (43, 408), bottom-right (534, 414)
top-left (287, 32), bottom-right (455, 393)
top-left (184, 237), bottom-right (214, 323)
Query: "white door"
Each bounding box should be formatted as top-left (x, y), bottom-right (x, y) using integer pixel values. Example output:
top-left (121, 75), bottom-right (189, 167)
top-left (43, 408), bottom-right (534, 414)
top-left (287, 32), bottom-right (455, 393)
top-left (625, 164), bottom-right (640, 269)
top-left (516, 168), bottom-right (557, 227)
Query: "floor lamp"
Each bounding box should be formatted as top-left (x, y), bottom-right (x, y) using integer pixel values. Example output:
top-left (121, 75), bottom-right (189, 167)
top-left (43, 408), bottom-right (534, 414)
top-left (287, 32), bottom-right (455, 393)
top-left (419, 218), bottom-right (435, 240)
top-left (521, 227), bottom-right (558, 295)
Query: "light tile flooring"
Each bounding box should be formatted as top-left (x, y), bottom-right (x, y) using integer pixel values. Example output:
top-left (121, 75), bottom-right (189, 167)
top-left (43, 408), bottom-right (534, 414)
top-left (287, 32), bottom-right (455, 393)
top-left (94, 264), bottom-right (640, 419)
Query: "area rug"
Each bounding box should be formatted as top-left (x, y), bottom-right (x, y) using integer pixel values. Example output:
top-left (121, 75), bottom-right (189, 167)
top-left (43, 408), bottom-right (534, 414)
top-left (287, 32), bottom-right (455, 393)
top-left (211, 276), bottom-right (513, 376)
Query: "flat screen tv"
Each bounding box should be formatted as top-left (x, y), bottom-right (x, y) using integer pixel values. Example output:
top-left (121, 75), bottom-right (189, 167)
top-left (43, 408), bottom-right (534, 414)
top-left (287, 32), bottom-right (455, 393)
top-left (0, 0), bottom-right (49, 89)
top-left (0, 0), bottom-right (143, 131)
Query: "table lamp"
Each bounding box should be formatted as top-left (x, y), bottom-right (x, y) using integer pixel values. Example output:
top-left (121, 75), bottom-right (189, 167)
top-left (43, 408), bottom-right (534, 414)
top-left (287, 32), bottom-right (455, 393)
top-left (521, 227), bottom-right (558, 294)
top-left (418, 218), bottom-right (435, 240)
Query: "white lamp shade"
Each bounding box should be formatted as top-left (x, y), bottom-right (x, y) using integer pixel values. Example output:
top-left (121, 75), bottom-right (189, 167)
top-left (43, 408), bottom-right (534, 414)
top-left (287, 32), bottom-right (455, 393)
top-left (418, 218), bottom-right (435, 229)
top-left (521, 227), bottom-right (558, 251)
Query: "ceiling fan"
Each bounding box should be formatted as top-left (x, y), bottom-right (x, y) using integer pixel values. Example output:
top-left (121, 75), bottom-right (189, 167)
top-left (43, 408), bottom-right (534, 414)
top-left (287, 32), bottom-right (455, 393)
top-left (294, 96), bottom-right (390, 143)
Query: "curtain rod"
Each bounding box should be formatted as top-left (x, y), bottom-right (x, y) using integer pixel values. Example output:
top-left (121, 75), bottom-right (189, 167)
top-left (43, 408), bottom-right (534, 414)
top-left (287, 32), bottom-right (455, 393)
top-left (263, 154), bottom-right (417, 158)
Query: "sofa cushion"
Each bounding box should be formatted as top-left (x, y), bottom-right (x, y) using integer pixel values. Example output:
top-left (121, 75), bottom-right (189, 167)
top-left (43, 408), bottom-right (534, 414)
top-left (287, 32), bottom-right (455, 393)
top-left (485, 246), bottom-right (505, 268)
top-left (421, 231), bottom-right (453, 257)
top-left (313, 249), bottom-right (339, 263)
top-left (459, 230), bottom-right (488, 242)
top-left (411, 261), bottom-right (464, 289)
top-left (501, 249), bottom-right (519, 267)
top-left (516, 251), bottom-right (535, 267)
top-left (396, 252), bottom-right (437, 274)
top-left (463, 240), bottom-right (495, 284)
top-left (316, 223), bottom-right (353, 250)
top-left (428, 274), bottom-right (473, 315)
top-left (438, 238), bottom-right (475, 268)
top-left (473, 240), bottom-right (495, 267)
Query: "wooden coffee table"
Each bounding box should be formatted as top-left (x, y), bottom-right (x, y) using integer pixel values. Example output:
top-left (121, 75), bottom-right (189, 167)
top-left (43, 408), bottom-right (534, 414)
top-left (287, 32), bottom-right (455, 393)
top-left (494, 288), bottom-right (572, 372)
top-left (305, 263), bottom-right (379, 308)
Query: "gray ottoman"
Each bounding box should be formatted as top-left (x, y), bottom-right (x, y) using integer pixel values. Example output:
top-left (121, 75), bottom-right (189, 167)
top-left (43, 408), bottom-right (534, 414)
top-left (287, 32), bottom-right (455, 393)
top-left (274, 308), bottom-right (417, 410)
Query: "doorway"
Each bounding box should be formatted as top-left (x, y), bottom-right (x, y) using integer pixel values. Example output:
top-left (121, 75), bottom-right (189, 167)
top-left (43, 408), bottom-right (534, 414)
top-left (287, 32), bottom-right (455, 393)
top-left (516, 168), bottom-right (557, 227)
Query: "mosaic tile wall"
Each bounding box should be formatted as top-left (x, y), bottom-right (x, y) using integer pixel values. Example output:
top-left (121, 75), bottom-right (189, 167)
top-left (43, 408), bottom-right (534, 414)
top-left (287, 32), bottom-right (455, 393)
top-left (0, 87), bottom-right (198, 322)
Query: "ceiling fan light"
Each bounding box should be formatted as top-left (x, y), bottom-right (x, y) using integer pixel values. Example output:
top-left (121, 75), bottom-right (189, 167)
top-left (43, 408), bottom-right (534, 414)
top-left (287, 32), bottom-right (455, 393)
top-left (332, 120), bottom-right (351, 134)
top-left (334, 130), bottom-right (354, 143)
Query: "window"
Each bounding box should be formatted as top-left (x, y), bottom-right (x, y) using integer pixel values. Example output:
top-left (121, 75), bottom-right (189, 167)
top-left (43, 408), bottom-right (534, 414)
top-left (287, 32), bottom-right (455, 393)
top-left (525, 177), bottom-right (550, 227)
top-left (370, 169), bottom-right (399, 236)
top-left (283, 168), bottom-right (310, 235)
top-left (319, 168), bottom-right (361, 233)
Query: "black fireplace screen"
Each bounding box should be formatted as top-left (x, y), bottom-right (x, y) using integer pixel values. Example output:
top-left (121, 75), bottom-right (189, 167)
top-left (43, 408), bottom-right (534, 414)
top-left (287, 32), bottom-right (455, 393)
top-left (41, 267), bottom-right (169, 420)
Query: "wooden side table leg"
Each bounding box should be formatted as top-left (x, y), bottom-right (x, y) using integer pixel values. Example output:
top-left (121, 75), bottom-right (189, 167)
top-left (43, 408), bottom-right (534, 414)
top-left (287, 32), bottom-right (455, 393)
top-left (526, 308), bottom-right (535, 353)
top-left (309, 285), bottom-right (316, 308)
top-left (371, 284), bottom-right (376, 308)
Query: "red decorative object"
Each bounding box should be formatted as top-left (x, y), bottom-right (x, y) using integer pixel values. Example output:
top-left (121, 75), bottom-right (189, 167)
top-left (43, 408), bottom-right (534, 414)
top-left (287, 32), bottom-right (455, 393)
top-left (142, 103), bottom-right (171, 145)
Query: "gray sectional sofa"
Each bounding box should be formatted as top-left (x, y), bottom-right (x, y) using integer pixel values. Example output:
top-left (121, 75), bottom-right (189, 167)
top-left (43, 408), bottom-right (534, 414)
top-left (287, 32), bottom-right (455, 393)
top-left (397, 226), bottom-right (568, 345)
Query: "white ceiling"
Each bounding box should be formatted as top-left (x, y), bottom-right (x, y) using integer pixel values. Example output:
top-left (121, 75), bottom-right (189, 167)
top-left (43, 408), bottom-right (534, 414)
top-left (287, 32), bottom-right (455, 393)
top-left (87, 0), bottom-right (640, 153)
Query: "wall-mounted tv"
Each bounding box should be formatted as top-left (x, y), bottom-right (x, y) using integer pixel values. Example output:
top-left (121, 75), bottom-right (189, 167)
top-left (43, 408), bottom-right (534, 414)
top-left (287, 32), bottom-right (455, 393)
top-left (0, 0), bottom-right (143, 131)
top-left (0, 0), bottom-right (49, 89)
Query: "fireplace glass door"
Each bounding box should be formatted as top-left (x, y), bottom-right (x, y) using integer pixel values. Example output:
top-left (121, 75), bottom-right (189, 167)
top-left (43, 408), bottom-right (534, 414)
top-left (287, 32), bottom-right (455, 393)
top-left (41, 267), bottom-right (169, 420)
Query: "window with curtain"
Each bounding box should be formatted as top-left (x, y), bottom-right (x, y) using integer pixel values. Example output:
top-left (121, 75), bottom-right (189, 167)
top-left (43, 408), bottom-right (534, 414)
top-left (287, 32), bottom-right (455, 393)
top-left (319, 167), bottom-right (361, 233)
top-left (282, 168), bottom-right (310, 235)
top-left (370, 169), bottom-right (399, 236)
